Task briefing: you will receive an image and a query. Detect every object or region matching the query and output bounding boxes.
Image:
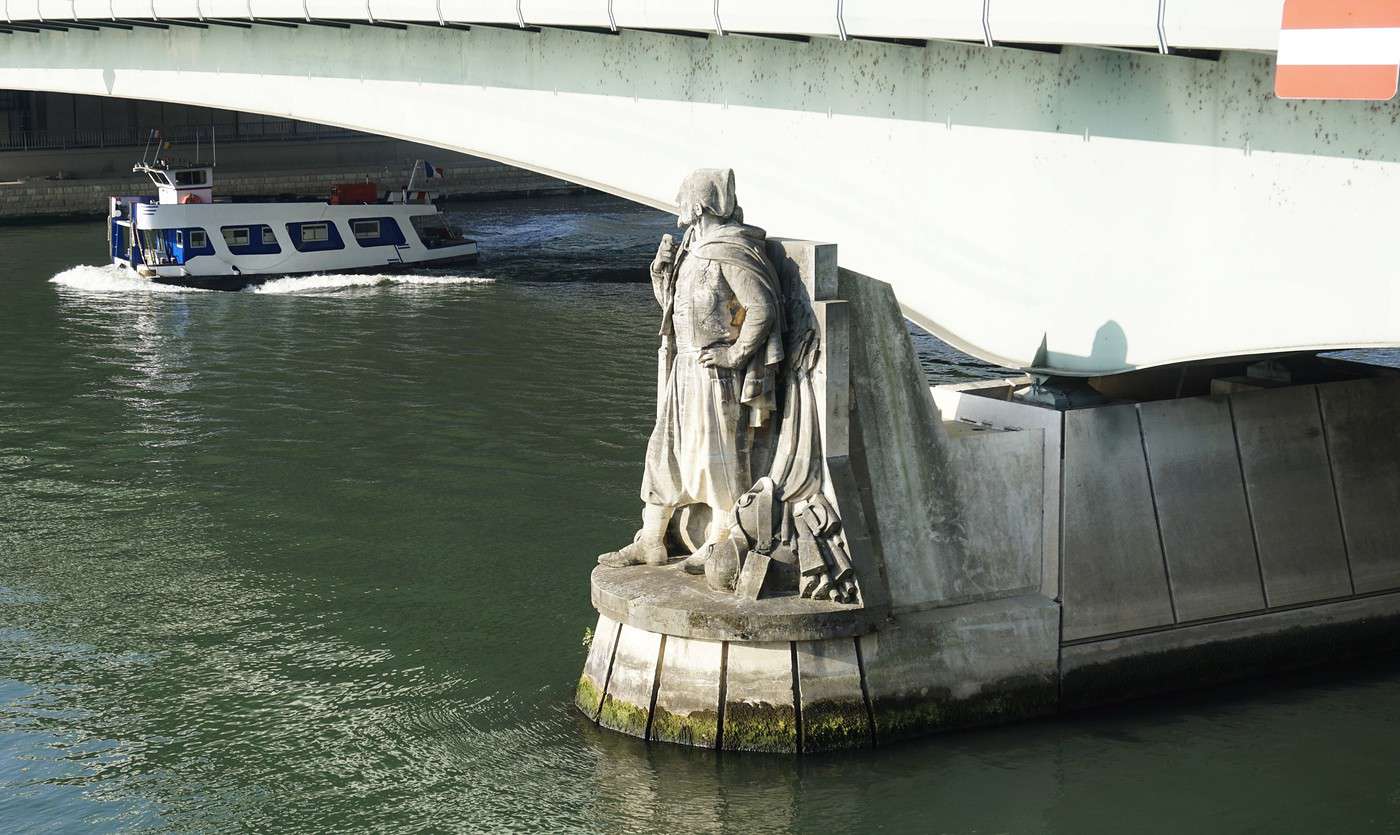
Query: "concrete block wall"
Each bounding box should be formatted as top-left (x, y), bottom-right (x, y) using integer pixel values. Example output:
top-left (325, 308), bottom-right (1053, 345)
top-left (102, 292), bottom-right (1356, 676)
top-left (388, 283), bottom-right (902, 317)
top-left (1060, 376), bottom-right (1400, 643)
top-left (841, 269), bottom-right (1046, 613)
top-left (0, 162), bottom-right (578, 220)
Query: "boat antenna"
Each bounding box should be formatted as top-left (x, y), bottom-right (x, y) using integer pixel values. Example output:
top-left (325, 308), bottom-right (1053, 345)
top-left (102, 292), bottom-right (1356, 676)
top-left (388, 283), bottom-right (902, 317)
top-left (140, 128), bottom-right (155, 167)
top-left (212, 125), bottom-right (217, 168)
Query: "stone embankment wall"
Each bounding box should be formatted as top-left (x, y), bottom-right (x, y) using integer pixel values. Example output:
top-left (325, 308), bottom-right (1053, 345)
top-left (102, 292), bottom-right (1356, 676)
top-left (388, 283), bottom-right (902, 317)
top-left (0, 160), bottom-right (583, 221)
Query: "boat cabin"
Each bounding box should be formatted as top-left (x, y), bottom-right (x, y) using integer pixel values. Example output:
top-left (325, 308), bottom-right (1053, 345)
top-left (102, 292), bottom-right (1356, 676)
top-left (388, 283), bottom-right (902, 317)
top-left (135, 162), bottom-right (214, 205)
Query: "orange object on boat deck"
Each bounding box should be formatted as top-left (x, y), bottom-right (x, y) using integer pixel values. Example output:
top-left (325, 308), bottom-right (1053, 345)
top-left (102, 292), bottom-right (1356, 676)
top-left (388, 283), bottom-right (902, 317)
top-left (330, 182), bottom-right (379, 204)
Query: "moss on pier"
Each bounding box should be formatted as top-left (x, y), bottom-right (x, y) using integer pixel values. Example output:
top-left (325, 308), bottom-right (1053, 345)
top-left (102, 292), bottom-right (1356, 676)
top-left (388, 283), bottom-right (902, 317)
top-left (574, 675), bottom-right (604, 719)
top-left (597, 694), bottom-right (651, 738)
top-left (649, 705), bottom-right (719, 749)
top-left (801, 698), bottom-right (871, 752)
top-left (872, 674), bottom-right (1057, 744)
top-left (722, 700), bottom-right (797, 753)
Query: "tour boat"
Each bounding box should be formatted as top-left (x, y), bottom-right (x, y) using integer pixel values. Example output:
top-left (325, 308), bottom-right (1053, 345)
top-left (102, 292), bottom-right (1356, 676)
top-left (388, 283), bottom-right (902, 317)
top-left (108, 156), bottom-right (479, 290)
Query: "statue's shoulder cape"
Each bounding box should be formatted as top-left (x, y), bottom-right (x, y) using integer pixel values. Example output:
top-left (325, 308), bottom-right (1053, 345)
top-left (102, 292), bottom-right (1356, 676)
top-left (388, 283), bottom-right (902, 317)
top-left (692, 223), bottom-right (785, 369)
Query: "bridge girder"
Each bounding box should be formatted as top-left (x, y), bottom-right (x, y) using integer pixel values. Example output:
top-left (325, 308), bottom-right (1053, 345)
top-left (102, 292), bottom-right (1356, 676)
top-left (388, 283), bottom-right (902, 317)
top-left (1, 22), bottom-right (1398, 374)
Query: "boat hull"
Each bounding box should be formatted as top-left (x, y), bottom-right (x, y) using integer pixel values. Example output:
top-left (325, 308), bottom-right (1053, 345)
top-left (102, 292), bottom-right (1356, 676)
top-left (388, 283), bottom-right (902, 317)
top-left (142, 249), bottom-right (481, 291)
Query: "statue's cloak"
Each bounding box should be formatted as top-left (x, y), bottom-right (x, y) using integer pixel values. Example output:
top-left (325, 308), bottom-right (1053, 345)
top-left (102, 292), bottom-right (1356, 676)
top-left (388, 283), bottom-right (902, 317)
top-left (658, 221), bottom-right (785, 424)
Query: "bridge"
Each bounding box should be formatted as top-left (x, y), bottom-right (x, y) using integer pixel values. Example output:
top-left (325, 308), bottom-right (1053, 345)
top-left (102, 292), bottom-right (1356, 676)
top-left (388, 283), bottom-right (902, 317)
top-left (2, 0), bottom-right (1397, 374)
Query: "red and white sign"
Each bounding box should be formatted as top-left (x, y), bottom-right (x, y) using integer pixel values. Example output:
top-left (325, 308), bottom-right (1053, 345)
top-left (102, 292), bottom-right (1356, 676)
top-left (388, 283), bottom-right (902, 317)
top-left (1275, 0), bottom-right (1400, 100)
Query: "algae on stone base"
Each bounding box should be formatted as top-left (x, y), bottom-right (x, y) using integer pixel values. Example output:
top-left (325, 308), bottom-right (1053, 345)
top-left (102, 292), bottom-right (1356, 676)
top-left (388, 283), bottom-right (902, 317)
top-left (800, 698), bottom-right (870, 752)
top-left (598, 694), bottom-right (651, 738)
top-left (649, 705), bottom-right (719, 749)
top-left (575, 675), bottom-right (605, 719)
top-left (872, 674), bottom-right (1056, 744)
top-left (722, 700), bottom-right (797, 753)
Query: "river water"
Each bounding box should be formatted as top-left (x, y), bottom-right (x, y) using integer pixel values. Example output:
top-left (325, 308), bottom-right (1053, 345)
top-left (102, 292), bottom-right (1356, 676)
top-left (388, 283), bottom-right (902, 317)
top-left (2, 194), bottom-right (1400, 833)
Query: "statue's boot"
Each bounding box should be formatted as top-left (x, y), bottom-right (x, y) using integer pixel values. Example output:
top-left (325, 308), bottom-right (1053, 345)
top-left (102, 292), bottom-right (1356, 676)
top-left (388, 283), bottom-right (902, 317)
top-left (682, 514), bottom-right (738, 575)
top-left (681, 550), bottom-right (709, 575)
top-left (598, 535), bottom-right (669, 568)
top-left (598, 504), bottom-right (675, 568)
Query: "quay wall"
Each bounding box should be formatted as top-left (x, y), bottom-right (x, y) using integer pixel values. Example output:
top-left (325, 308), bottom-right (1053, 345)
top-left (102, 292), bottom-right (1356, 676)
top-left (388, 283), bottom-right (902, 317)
top-left (0, 142), bottom-right (583, 221)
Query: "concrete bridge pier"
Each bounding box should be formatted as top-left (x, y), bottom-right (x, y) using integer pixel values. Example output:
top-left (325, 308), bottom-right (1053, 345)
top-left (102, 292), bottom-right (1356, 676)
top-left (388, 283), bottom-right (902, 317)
top-left (577, 241), bottom-right (1400, 753)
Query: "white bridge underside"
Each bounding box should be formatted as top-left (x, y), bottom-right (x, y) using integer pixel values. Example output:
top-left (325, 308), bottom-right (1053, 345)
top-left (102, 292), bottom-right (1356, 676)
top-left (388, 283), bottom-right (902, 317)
top-left (2, 14), bottom-right (1398, 374)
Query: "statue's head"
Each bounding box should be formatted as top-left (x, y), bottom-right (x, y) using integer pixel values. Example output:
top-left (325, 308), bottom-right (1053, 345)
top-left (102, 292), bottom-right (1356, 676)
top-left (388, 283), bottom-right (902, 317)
top-left (676, 168), bottom-right (742, 228)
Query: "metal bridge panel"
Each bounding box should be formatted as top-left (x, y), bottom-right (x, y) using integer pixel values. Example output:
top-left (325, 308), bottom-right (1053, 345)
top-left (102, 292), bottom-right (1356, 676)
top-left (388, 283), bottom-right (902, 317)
top-left (520, 0), bottom-right (611, 29)
top-left (1164, 0), bottom-right (1280, 51)
top-left (718, 0), bottom-right (841, 38)
top-left (438, 0), bottom-right (518, 25)
top-left (611, 0), bottom-right (713, 33)
top-left (990, 0), bottom-right (1160, 48)
top-left (71, 0), bottom-right (110, 16)
top-left (841, 0), bottom-right (984, 42)
top-left (7, 0), bottom-right (41, 20)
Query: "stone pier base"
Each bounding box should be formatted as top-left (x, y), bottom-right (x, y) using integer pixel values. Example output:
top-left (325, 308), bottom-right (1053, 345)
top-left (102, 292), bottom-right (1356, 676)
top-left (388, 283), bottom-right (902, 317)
top-left (576, 585), bottom-right (1060, 753)
top-left (578, 239), bottom-right (1400, 754)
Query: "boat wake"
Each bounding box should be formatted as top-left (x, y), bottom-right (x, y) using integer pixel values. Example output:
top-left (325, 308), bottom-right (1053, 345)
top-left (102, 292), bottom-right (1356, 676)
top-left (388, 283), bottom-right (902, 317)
top-left (50, 264), bottom-right (211, 293)
top-left (247, 274), bottom-right (492, 294)
top-left (49, 266), bottom-right (492, 296)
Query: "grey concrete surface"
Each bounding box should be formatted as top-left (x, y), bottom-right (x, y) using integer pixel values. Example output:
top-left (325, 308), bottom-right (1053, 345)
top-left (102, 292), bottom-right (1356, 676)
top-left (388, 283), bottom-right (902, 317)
top-left (1318, 377), bottom-right (1400, 593)
top-left (932, 379), bottom-right (1063, 600)
top-left (841, 269), bottom-right (1048, 611)
top-left (1138, 395), bottom-right (1266, 622)
top-left (861, 595), bottom-right (1060, 743)
top-left (794, 638), bottom-right (870, 752)
top-left (597, 625), bottom-right (663, 739)
top-left (1061, 404), bottom-right (1175, 640)
top-left (575, 614), bottom-right (621, 720)
top-left (650, 636), bottom-right (723, 749)
top-left (590, 564), bottom-right (876, 642)
top-left (722, 642), bottom-right (798, 753)
top-left (1061, 587), bottom-right (1400, 708)
top-left (943, 428), bottom-right (1044, 603)
top-left (1232, 385), bottom-right (1354, 605)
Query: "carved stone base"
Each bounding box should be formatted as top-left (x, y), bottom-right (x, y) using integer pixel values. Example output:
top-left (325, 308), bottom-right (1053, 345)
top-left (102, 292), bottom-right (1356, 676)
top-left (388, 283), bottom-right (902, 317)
top-left (575, 595), bottom-right (1061, 754)
top-left (590, 564), bottom-right (876, 643)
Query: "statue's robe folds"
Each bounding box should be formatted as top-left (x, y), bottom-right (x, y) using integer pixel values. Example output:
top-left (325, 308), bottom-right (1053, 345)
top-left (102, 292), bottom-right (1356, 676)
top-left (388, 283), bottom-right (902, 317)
top-left (641, 222), bottom-right (783, 513)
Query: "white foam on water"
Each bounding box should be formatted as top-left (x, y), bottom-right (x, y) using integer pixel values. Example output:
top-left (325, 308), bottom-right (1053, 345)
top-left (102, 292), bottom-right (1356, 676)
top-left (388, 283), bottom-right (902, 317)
top-left (247, 274), bottom-right (493, 295)
top-left (47, 266), bottom-right (493, 296)
top-left (49, 264), bottom-right (211, 294)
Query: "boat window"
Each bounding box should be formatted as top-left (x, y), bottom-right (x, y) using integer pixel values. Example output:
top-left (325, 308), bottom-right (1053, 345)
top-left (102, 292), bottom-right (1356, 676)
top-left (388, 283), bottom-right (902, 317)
top-left (287, 221), bottom-right (344, 252)
top-left (351, 219), bottom-right (381, 240)
top-left (410, 214), bottom-right (469, 250)
top-left (176, 231), bottom-right (184, 247)
top-left (222, 224), bottom-right (282, 255)
top-left (174, 170), bottom-right (207, 187)
top-left (189, 230), bottom-right (207, 249)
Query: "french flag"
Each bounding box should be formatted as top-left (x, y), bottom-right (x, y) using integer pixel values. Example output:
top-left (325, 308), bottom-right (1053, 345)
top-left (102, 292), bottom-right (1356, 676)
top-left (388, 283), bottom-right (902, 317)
top-left (421, 161), bottom-right (445, 179)
top-left (1275, 0), bottom-right (1400, 101)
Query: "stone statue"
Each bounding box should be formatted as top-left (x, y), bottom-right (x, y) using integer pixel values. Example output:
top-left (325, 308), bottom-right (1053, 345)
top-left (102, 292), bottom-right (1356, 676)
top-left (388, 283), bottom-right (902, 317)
top-left (599, 169), bottom-right (858, 604)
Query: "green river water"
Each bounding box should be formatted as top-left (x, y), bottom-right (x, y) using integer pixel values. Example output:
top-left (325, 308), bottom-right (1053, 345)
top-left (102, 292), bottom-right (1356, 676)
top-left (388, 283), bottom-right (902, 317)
top-left (3, 194), bottom-right (1400, 833)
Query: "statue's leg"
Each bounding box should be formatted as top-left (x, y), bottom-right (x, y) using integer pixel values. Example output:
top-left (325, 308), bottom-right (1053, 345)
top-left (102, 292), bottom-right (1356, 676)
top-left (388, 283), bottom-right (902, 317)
top-left (597, 503), bottom-right (675, 567)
